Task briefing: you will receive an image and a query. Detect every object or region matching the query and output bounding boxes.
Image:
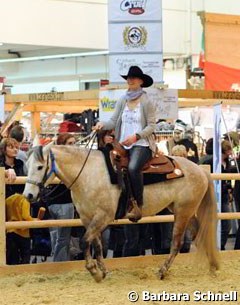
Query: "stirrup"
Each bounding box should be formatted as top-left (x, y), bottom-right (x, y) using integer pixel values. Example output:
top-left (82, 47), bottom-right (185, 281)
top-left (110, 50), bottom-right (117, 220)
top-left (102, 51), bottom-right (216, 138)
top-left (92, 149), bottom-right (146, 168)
top-left (125, 200), bottom-right (142, 223)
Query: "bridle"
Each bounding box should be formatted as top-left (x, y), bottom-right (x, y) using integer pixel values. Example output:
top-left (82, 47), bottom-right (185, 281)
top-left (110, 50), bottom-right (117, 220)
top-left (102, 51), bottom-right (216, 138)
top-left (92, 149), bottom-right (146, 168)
top-left (26, 131), bottom-right (97, 201)
top-left (26, 149), bottom-right (57, 189)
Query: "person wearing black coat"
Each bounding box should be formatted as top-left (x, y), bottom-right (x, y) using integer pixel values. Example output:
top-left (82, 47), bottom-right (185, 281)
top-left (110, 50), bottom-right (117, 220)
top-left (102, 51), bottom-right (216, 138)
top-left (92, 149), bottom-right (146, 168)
top-left (0, 138), bottom-right (26, 198)
top-left (200, 140), bottom-right (233, 250)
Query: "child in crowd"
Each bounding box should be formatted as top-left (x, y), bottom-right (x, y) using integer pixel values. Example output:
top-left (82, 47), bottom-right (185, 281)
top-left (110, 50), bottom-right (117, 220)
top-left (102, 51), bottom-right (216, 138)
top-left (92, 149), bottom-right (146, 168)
top-left (6, 194), bottom-right (44, 264)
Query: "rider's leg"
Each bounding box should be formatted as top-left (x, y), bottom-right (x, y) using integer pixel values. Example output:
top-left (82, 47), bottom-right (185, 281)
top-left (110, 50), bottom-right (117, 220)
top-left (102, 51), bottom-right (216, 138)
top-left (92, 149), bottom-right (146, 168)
top-left (127, 146), bottom-right (152, 220)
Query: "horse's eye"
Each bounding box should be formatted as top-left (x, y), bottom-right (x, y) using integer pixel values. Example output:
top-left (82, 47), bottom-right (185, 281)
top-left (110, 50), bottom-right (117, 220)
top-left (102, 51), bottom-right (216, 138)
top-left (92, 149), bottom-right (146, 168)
top-left (37, 166), bottom-right (43, 170)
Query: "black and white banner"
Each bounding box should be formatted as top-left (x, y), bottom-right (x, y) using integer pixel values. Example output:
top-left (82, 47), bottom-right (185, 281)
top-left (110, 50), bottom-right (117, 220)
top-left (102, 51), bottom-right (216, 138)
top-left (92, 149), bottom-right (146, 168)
top-left (108, 0), bottom-right (163, 84)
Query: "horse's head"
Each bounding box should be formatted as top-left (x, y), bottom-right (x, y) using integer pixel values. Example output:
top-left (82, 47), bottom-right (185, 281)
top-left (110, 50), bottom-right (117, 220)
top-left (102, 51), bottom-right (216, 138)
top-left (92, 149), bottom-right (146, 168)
top-left (23, 141), bottom-right (55, 202)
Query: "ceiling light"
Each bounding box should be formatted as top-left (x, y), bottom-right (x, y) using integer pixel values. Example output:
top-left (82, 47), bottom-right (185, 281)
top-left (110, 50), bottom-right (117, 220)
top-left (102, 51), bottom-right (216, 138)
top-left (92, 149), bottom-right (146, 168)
top-left (0, 43), bottom-right (3, 46)
top-left (0, 50), bottom-right (109, 63)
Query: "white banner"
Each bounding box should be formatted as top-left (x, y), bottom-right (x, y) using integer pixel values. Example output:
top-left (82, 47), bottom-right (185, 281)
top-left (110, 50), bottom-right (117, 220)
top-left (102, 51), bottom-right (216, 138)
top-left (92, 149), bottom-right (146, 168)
top-left (99, 88), bottom-right (178, 121)
top-left (154, 89), bottom-right (178, 120)
top-left (108, 0), bottom-right (162, 22)
top-left (109, 54), bottom-right (163, 83)
top-left (109, 23), bottom-right (162, 53)
top-left (99, 89), bottom-right (125, 121)
top-left (108, 0), bottom-right (163, 83)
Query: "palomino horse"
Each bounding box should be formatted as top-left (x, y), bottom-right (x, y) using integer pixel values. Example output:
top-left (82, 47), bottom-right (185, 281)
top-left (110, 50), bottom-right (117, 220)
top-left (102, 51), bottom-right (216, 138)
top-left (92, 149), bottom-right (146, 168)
top-left (23, 142), bottom-right (219, 282)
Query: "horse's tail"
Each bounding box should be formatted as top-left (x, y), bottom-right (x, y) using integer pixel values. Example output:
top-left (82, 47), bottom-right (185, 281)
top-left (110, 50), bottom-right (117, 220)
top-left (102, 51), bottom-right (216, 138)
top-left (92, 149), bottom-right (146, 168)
top-left (195, 171), bottom-right (220, 270)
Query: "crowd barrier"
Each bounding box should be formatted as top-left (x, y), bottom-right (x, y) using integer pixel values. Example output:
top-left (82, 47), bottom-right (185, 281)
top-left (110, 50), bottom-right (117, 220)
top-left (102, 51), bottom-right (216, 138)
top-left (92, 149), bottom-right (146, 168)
top-left (1, 168), bottom-right (240, 267)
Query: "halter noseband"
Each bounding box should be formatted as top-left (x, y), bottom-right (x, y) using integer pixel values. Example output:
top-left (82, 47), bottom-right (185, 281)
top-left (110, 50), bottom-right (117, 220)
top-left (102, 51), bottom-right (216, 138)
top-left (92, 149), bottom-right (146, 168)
top-left (26, 149), bottom-right (58, 188)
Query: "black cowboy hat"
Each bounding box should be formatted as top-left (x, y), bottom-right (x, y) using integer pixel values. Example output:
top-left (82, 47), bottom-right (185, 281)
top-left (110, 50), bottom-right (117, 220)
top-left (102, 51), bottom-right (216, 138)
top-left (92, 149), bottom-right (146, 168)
top-left (121, 66), bottom-right (153, 88)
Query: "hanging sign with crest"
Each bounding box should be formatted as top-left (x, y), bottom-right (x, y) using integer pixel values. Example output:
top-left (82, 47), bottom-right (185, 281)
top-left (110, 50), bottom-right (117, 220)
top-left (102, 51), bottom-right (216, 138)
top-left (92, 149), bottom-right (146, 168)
top-left (108, 0), bottom-right (163, 84)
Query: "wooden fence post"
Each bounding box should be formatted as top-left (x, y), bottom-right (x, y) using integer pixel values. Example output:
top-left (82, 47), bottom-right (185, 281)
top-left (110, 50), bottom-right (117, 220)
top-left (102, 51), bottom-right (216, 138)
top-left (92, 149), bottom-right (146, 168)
top-left (0, 167), bottom-right (6, 265)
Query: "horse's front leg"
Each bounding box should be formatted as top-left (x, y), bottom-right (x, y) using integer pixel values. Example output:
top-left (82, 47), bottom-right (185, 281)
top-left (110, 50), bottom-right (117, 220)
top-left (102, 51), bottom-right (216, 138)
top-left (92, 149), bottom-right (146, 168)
top-left (82, 214), bottom-right (112, 282)
top-left (82, 237), bottom-right (98, 275)
top-left (92, 236), bottom-right (107, 278)
top-left (82, 236), bottom-right (104, 283)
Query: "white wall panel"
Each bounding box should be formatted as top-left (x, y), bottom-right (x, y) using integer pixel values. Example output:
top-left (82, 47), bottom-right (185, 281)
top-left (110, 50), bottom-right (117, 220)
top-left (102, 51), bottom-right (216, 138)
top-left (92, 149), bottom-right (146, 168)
top-left (162, 10), bottom-right (187, 54)
top-left (1, 55), bottom-right (108, 79)
top-left (162, 0), bottom-right (188, 11)
top-left (205, 0), bottom-right (240, 15)
top-left (0, 0), bottom-right (108, 49)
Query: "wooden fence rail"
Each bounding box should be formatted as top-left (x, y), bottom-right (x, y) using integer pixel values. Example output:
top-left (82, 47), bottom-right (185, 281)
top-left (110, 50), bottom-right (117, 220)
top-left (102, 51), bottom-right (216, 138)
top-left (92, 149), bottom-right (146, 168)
top-left (5, 213), bottom-right (240, 230)
top-left (7, 173), bottom-right (240, 184)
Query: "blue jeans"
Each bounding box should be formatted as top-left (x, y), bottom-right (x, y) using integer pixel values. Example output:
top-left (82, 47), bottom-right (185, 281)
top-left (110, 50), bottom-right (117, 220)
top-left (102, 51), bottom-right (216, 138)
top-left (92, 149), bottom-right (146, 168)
top-left (128, 146), bottom-right (152, 206)
top-left (48, 203), bottom-right (74, 261)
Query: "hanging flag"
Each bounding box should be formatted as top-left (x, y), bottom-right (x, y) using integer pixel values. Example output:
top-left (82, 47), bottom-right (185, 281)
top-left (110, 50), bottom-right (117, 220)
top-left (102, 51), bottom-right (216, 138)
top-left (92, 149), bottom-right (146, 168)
top-left (205, 61), bottom-right (240, 91)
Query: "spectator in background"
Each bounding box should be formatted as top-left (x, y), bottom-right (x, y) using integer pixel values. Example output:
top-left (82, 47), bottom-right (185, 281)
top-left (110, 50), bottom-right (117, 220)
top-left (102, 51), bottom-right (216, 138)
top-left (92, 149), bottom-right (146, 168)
top-left (224, 132), bottom-right (240, 158)
top-left (0, 137), bottom-right (33, 265)
top-left (200, 140), bottom-right (233, 250)
top-left (4, 168), bottom-right (16, 183)
top-left (0, 138), bottom-right (26, 198)
top-left (167, 120), bottom-right (186, 155)
top-left (171, 144), bottom-right (188, 158)
top-left (221, 140), bottom-right (233, 250)
top-left (9, 124), bottom-right (27, 163)
top-left (178, 125), bottom-right (199, 164)
top-left (46, 133), bottom-right (75, 262)
top-left (1, 120), bottom-right (20, 139)
top-left (199, 138), bottom-right (213, 165)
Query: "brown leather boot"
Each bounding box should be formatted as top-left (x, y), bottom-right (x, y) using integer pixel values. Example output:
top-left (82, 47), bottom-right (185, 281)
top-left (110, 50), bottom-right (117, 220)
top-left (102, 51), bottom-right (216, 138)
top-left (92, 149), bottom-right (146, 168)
top-left (125, 198), bottom-right (142, 222)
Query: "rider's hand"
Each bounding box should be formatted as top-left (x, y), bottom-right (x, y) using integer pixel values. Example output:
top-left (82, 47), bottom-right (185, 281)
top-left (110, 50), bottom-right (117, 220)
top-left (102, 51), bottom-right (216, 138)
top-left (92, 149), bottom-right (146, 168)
top-left (104, 135), bottom-right (114, 144)
top-left (92, 122), bottom-right (104, 131)
top-left (5, 169), bottom-right (16, 183)
top-left (121, 134), bottom-right (137, 147)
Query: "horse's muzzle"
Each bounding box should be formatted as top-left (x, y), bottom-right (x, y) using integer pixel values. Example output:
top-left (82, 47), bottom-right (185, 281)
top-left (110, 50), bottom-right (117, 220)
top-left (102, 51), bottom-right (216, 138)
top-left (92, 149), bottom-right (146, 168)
top-left (25, 193), bottom-right (34, 202)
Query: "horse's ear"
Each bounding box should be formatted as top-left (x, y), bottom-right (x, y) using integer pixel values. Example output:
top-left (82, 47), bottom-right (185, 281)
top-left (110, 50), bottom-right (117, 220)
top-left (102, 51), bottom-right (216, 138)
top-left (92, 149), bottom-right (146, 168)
top-left (32, 134), bottom-right (40, 147)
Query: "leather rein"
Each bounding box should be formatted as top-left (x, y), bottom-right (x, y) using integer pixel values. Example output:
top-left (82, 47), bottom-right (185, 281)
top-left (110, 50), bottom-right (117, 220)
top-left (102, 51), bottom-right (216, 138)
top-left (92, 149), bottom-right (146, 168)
top-left (26, 131), bottom-right (97, 201)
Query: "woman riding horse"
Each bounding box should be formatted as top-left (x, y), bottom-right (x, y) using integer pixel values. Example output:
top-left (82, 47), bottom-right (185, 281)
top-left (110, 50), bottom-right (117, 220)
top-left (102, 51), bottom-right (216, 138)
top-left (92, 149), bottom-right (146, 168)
top-left (94, 66), bottom-right (156, 221)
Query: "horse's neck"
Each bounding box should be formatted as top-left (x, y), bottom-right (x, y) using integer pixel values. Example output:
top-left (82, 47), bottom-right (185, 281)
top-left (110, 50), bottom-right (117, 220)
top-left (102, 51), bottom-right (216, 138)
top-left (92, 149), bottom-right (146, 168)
top-left (53, 147), bottom-right (87, 187)
top-left (53, 147), bottom-right (118, 204)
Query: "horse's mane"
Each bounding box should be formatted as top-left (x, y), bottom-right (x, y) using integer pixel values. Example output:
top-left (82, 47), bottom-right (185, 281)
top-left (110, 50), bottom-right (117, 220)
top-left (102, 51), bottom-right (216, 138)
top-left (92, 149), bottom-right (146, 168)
top-left (28, 145), bottom-right (101, 164)
top-left (27, 146), bottom-right (44, 162)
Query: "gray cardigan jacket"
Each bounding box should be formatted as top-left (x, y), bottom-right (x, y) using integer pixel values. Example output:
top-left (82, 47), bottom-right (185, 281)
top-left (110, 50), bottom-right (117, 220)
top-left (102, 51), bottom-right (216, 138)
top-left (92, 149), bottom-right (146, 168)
top-left (102, 92), bottom-right (157, 154)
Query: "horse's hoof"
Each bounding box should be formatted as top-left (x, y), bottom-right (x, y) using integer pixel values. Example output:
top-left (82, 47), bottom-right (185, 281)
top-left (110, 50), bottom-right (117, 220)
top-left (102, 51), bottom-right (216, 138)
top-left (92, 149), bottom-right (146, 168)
top-left (93, 270), bottom-right (104, 283)
top-left (159, 272), bottom-right (165, 280)
top-left (159, 267), bottom-right (166, 280)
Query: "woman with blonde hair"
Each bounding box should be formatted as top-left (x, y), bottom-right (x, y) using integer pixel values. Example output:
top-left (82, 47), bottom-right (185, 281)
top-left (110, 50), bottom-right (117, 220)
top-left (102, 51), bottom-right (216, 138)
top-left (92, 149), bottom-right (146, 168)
top-left (171, 145), bottom-right (187, 158)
